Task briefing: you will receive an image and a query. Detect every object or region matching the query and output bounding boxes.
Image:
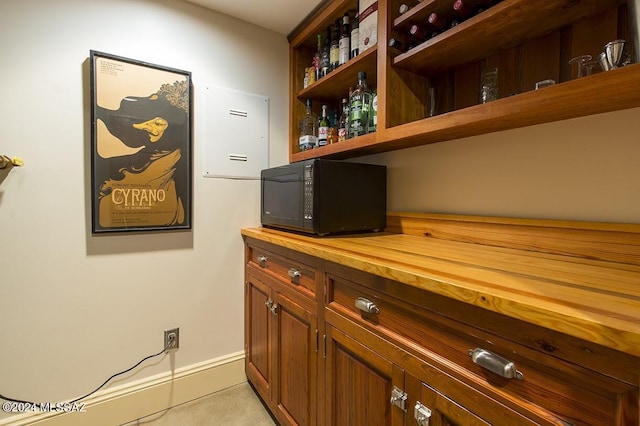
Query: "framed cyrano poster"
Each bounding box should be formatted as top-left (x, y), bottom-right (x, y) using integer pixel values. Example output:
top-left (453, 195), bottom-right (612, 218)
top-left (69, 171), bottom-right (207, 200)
top-left (90, 50), bottom-right (192, 233)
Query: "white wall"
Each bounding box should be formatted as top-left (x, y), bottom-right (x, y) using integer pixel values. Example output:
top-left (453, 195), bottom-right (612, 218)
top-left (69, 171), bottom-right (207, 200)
top-left (0, 0), bottom-right (288, 419)
top-left (359, 107), bottom-right (640, 224)
top-left (1, 0), bottom-right (639, 422)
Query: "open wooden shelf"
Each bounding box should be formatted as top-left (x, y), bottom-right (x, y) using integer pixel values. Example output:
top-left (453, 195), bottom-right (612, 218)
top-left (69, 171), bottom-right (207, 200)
top-left (393, 0), bottom-right (623, 74)
top-left (297, 46), bottom-right (377, 102)
top-left (288, 0), bottom-right (639, 163)
top-left (293, 63), bottom-right (640, 160)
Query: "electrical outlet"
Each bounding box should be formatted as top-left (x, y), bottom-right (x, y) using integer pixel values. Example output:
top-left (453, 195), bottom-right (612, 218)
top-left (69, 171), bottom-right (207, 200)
top-left (164, 327), bottom-right (180, 351)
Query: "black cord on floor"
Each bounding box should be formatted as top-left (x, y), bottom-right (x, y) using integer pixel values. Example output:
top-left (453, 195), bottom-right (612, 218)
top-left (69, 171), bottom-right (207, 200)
top-left (0, 339), bottom-right (174, 406)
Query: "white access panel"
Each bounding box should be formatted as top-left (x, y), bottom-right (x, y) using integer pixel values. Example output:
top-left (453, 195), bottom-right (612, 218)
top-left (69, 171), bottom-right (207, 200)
top-left (202, 86), bottom-right (269, 179)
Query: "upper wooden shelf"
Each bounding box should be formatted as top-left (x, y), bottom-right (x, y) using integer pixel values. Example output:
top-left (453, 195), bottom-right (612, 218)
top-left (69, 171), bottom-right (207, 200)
top-left (289, 0), bottom-right (355, 49)
top-left (393, 0), bottom-right (623, 74)
top-left (288, 0), bottom-right (638, 163)
top-left (393, 0), bottom-right (470, 31)
top-left (297, 46), bottom-right (378, 103)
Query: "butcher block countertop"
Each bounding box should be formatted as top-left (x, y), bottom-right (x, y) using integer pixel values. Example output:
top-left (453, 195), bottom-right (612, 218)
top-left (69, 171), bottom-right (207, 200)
top-left (241, 212), bottom-right (640, 357)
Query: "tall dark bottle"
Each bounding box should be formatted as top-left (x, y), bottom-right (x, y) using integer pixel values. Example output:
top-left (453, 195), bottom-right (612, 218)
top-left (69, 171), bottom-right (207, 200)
top-left (388, 38), bottom-right (406, 53)
top-left (330, 20), bottom-right (340, 71)
top-left (338, 98), bottom-right (349, 141)
top-left (409, 24), bottom-right (428, 40)
top-left (454, 0), bottom-right (490, 17)
top-left (320, 27), bottom-right (331, 77)
top-left (453, 0), bottom-right (474, 16)
top-left (339, 13), bottom-right (351, 66)
top-left (350, 12), bottom-right (359, 59)
top-left (313, 34), bottom-right (322, 82)
top-left (428, 12), bottom-right (448, 30)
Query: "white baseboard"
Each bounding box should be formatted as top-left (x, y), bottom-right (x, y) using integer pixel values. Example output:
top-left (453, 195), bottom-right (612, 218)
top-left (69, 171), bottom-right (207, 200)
top-left (0, 351), bottom-right (246, 426)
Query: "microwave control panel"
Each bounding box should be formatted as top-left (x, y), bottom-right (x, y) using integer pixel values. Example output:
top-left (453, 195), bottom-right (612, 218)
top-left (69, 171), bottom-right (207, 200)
top-left (303, 163), bottom-right (313, 222)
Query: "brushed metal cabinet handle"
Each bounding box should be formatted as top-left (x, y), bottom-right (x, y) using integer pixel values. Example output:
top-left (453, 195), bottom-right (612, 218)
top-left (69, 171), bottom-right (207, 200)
top-left (468, 348), bottom-right (524, 380)
top-left (257, 255), bottom-right (267, 267)
top-left (414, 402), bottom-right (432, 426)
top-left (355, 297), bottom-right (380, 314)
top-left (288, 268), bottom-right (302, 279)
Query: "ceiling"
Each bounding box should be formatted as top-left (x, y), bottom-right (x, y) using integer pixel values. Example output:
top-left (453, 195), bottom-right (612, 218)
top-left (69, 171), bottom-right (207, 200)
top-left (182, 0), bottom-right (324, 35)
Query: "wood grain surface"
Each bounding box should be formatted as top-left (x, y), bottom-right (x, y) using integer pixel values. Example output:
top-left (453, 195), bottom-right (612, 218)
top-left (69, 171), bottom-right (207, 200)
top-left (241, 213), bottom-right (640, 357)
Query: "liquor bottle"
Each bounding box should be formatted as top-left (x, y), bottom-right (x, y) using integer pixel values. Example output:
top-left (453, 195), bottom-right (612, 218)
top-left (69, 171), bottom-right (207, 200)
top-left (330, 20), bottom-right (340, 71)
top-left (338, 98), bottom-right (349, 141)
top-left (320, 27), bottom-right (331, 77)
top-left (348, 71), bottom-right (373, 138)
top-left (339, 13), bottom-right (350, 66)
top-left (318, 104), bottom-right (329, 146)
top-left (350, 12), bottom-right (359, 59)
top-left (327, 110), bottom-right (338, 144)
top-left (299, 99), bottom-right (318, 151)
top-left (307, 64), bottom-right (316, 86)
top-left (313, 34), bottom-right (322, 81)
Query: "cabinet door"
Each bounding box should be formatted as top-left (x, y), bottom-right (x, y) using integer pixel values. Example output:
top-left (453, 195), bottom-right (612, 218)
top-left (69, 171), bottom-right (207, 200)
top-left (404, 372), bottom-right (538, 426)
top-left (245, 273), bottom-right (273, 401)
top-left (325, 325), bottom-right (405, 426)
top-left (273, 292), bottom-right (318, 426)
top-left (412, 380), bottom-right (490, 426)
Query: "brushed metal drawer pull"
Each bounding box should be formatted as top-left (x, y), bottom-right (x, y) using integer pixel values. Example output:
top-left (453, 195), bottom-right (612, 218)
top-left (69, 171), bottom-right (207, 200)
top-left (468, 348), bottom-right (524, 380)
top-left (355, 297), bottom-right (380, 314)
top-left (288, 268), bottom-right (302, 279)
top-left (257, 255), bottom-right (267, 267)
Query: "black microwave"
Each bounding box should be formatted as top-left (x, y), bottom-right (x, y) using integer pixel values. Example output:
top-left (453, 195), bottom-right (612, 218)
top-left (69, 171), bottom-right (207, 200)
top-left (261, 159), bottom-right (386, 236)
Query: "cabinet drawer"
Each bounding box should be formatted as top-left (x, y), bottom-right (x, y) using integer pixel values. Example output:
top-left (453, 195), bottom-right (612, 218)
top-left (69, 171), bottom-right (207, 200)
top-left (247, 244), bottom-right (317, 300)
top-left (326, 269), bottom-right (638, 426)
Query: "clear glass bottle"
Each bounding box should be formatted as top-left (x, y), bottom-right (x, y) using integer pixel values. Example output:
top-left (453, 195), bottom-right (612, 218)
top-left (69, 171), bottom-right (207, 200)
top-left (480, 67), bottom-right (498, 103)
top-left (348, 71), bottom-right (373, 138)
top-left (338, 98), bottom-right (349, 142)
top-left (318, 104), bottom-right (329, 147)
top-left (299, 99), bottom-right (318, 151)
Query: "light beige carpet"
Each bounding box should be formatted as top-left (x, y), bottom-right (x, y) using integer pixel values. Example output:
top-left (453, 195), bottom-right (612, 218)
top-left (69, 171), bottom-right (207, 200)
top-left (121, 382), bottom-right (276, 425)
